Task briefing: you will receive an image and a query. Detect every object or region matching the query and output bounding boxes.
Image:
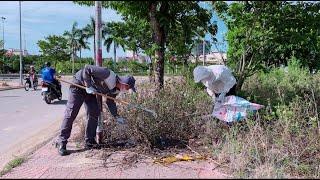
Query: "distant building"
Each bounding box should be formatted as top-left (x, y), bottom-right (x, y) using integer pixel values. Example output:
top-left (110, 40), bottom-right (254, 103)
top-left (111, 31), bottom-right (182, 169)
top-left (191, 40), bottom-right (211, 56)
top-left (117, 51), bottom-right (150, 64)
top-left (5, 48), bottom-right (29, 57)
top-left (190, 51), bottom-right (227, 65)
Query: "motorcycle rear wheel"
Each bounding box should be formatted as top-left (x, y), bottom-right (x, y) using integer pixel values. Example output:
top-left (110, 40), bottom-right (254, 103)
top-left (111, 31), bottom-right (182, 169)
top-left (33, 81), bottom-right (38, 90)
top-left (44, 93), bottom-right (51, 104)
top-left (24, 82), bottom-right (30, 91)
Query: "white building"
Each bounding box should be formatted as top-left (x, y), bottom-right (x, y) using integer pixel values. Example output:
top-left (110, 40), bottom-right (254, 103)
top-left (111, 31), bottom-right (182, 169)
top-left (5, 48), bottom-right (29, 57)
top-left (190, 51), bottom-right (227, 65)
top-left (117, 50), bottom-right (150, 64)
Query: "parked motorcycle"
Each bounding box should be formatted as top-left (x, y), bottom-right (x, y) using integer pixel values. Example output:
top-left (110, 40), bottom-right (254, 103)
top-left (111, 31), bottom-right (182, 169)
top-left (41, 81), bottom-right (62, 104)
top-left (24, 74), bottom-right (38, 91)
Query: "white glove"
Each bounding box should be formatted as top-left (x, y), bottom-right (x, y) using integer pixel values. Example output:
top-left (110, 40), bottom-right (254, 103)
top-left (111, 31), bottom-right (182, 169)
top-left (86, 87), bottom-right (97, 94)
top-left (206, 88), bottom-right (215, 97)
top-left (116, 116), bottom-right (127, 125)
top-left (216, 92), bottom-right (226, 103)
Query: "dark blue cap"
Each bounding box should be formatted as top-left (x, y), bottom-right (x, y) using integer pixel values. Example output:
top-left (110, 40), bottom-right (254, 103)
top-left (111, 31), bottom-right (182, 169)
top-left (118, 75), bottom-right (136, 92)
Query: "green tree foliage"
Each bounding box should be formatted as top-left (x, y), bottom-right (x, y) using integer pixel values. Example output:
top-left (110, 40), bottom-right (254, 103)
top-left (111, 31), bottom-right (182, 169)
top-left (74, 1), bottom-right (212, 90)
top-left (78, 28), bottom-right (90, 59)
top-left (37, 35), bottom-right (70, 61)
top-left (83, 16), bottom-right (106, 62)
top-left (0, 40), bottom-right (3, 49)
top-left (102, 22), bottom-right (127, 64)
top-left (213, 1), bottom-right (320, 91)
top-left (64, 22), bottom-right (86, 73)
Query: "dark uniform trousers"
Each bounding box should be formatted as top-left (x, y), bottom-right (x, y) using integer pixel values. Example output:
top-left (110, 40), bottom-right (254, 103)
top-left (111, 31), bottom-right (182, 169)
top-left (58, 84), bottom-right (100, 145)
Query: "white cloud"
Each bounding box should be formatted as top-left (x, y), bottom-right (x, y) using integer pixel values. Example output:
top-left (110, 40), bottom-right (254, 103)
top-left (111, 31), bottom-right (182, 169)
top-left (0, 1), bottom-right (124, 57)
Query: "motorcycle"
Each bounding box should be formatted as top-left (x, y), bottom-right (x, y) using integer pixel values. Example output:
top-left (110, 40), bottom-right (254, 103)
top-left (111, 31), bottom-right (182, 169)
top-left (41, 80), bottom-right (62, 104)
top-left (24, 74), bottom-right (38, 91)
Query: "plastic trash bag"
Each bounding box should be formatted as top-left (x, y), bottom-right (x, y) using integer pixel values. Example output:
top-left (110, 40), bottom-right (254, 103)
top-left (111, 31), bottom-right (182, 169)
top-left (212, 95), bottom-right (264, 123)
top-left (193, 65), bottom-right (236, 95)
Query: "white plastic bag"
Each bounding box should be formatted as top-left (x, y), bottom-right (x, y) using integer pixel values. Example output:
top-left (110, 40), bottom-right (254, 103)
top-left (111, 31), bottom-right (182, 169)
top-left (205, 65), bottom-right (236, 95)
top-left (212, 95), bottom-right (264, 123)
top-left (193, 65), bottom-right (236, 96)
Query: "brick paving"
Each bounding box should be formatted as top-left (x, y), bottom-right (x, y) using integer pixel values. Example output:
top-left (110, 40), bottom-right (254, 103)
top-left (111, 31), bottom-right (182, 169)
top-left (1, 129), bottom-right (231, 179)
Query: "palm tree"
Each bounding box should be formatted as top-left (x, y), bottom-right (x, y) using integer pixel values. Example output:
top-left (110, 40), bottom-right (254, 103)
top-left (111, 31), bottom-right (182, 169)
top-left (78, 29), bottom-right (90, 59)
top-left (102, 23), bottom-right (126, 64)
top-left (64, 22), bottom-right (81, 74)
top-left (83, 16), bottom-right (96, 62)
top-left (83, 17), bottom-right (106, 63)
top-left (0, 40), bottom-right (3, 49)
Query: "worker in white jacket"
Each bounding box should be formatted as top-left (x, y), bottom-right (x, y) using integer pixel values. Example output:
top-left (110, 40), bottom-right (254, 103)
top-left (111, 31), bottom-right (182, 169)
top-left (193, 65), bottom-right (236, 102)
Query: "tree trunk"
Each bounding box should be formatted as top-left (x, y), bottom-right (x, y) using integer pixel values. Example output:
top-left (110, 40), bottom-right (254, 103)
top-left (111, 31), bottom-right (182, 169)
top-left (195, 55), bottom-right (199, 65)
top-left (148, 56), bottom-right (155, 83)
top-left (149, 2), bottom-right (167, 90)
top-left (72, 48), bottom-right (75, 74)
top-left (133, 51), bottom-right (136, 60)
top-left (113, 42), bottom-right (117, 63)
top-left (93, 34), bottom-right (96, 63)
top-left (235, 75), bottom-right (245, 93)
top-left (80, 48), bottom-right (82, 59)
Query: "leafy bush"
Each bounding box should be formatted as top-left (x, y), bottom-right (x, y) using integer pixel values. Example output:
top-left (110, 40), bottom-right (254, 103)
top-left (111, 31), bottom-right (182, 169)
top-left (242, 57), bottom-right (314, 106)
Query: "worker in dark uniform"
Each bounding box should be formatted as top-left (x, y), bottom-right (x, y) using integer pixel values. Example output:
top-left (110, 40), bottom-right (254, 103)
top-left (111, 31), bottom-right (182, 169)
top-left (56, 65), bottom-right (136, 156)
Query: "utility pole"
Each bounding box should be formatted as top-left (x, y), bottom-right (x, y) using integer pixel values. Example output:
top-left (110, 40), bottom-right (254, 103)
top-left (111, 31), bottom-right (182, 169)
top-left (202, 39), bottom-right (206, 66)
top-left (1, 17), bottom-right (5, 62)
top-left (95, 1), bottom-right (104, 144)
top-left (24, 33), bottom-right (26, 52)
top-left (1, 17), bottom-right (5, 50)
top-left (19, 1), bottom-right (23, 85)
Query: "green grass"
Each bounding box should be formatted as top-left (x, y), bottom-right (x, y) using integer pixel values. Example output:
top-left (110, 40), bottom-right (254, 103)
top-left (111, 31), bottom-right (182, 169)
top-left (0, 156), bottom-right (25, 176)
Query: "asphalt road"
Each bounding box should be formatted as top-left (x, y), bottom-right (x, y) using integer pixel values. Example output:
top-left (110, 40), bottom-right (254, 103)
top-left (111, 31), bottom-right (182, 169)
top-left (0, 80), bottom-right (70, 155)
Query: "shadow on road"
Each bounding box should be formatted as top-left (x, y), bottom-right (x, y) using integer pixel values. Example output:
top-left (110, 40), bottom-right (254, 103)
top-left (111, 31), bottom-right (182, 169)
top-left (25, 89), bottom-right (41, 92)
top-left (51, 100), bottom-right (68, 105)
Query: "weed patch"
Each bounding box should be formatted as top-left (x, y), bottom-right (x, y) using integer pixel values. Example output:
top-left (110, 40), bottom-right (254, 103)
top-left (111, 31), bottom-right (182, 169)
top-left (0, 156), bottom-right (25, 176)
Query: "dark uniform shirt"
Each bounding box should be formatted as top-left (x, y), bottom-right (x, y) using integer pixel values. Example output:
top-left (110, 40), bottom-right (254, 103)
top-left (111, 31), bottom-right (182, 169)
top-left (73, 65), bottom-right (120, 117)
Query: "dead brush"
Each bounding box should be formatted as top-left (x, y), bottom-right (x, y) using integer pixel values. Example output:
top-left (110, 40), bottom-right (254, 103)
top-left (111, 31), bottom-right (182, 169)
top-left (99, 77), bottom-right (212, 152)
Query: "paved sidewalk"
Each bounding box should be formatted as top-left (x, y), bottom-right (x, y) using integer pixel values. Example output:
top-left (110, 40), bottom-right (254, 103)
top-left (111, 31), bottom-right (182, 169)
top-left (1, 123), bottom-right (231, 179)
top-left (0, 81), bottom-right (23, 91)
top-left (1, 142), bottom-right (231, 179)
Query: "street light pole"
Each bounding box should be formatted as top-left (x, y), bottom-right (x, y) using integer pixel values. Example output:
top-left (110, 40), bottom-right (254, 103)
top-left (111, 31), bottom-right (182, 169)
top-left (95, 1), bottom-right (104, 144)
top-left (19, 1), bottom-right (23, 85)
top-left (1, 17), bottom-right (5, 50)
top-left (202, 38), bottom-right (206, 66)
top-left (1, 17), bottom-right (5, 62)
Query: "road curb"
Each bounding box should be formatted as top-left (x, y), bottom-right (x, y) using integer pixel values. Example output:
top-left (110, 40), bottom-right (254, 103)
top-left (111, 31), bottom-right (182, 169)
top-left (0, 86), bottom-right (24, 91)
top-left (0, 109), bottom-right (86, 174)
top-left (0, 85), bottom-right (42, 91)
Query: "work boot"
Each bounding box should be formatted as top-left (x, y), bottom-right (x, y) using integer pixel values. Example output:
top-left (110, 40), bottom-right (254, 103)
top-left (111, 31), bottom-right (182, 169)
top-left (84, 140), bottom-right (100, 149)
top-left (96, 132), bottom-right (104, 144)
top-left (56, 142), bottom-right (69, 156)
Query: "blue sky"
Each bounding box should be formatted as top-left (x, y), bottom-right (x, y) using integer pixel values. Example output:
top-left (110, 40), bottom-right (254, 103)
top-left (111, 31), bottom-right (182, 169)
top-left (0, 1), bottom-right (227, 58)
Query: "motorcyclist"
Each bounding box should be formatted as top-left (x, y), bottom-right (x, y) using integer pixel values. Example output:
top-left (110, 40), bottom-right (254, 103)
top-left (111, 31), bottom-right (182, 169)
top-left (41, 62), bottom-right (61, 96)
top-left (28, 65), bottom-right (37, 89)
